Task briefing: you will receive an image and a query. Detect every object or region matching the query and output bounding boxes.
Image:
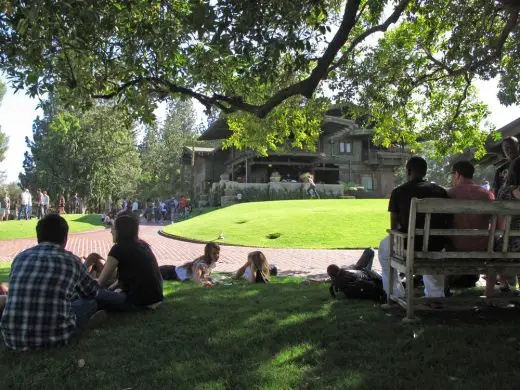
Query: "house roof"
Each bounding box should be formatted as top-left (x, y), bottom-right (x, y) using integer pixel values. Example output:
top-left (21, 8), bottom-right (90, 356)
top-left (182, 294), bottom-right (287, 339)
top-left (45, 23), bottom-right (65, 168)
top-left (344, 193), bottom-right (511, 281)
top-left (182, 146), bottom-right (217, 155)
top-left (198, 113), bottom-right (372, 141)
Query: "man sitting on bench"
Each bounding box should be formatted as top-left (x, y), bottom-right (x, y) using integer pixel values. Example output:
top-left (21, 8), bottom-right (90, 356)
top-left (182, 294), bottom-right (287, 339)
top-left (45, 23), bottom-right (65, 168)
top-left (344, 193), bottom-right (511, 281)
top-left (447, 161), bottom-right (495, 293)
top-left (378, 156), bottom-right (452, 299)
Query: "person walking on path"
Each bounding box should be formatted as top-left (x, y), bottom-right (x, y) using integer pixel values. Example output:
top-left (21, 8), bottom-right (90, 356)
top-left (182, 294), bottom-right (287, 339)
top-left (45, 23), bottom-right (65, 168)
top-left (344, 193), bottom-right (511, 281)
top-left (307, 175), bottom-right (320, 199)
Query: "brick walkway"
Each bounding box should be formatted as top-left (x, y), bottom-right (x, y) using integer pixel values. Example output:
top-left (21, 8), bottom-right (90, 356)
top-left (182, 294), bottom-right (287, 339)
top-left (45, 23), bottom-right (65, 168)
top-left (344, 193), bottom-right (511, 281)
top-left (0, 224), bottom-right (380, 278)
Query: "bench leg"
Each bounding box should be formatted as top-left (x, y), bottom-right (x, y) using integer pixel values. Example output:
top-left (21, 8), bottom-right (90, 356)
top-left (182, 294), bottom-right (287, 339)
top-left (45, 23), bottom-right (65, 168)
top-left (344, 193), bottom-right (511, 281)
top-left (381, 262), bottom-right (395, 309)
top-left (403, 267), bottom-right (419, 323)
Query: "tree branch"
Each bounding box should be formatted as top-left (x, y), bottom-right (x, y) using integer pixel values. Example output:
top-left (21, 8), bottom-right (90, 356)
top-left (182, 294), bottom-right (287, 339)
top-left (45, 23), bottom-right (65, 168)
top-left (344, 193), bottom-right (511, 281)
top-left (329, 0), bottom-right (412, 72)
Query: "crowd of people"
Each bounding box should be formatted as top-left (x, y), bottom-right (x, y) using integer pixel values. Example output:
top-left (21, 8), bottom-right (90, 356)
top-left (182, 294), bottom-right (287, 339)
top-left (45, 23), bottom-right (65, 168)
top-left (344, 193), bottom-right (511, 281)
top-left (102, 195), bottom-right (192, 226)
top-left (0, 189), bottom-right (81, 221)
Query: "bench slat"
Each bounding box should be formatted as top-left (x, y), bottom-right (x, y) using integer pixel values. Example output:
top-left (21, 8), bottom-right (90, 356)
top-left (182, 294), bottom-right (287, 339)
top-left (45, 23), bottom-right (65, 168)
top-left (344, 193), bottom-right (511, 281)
top-left (413, 228), bottom-right (520, 236)
top-left (414, 198), bottom-right (520, 215)
top-left (414, 252), bottom-right (520, 259)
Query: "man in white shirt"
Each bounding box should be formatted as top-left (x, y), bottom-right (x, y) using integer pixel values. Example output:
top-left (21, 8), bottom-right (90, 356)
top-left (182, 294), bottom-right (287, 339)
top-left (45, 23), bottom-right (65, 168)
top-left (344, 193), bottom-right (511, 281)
top-left (20, 189), bottom-right (31, 220)
top-left (132, 200), bottom-right (139, 216)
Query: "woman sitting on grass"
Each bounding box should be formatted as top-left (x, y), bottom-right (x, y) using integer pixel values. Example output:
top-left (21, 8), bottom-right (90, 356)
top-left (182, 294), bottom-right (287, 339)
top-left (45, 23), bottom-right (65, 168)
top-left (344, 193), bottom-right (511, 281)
top-left (234, 251), bottom-right (271, 283)
top-left (96, 214), bottom-right (163, 311)
top-left (159, 243), bottom-right (220, 286)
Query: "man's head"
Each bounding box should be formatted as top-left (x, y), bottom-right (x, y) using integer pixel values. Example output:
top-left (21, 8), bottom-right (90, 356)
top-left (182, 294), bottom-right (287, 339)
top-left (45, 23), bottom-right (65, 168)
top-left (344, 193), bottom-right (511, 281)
top-left (327, 264), bottom-right (340, 279)
top-left (451, 160), bottom-right (475, 185)
top-left (37, 188), bottom-right (41, 193)
top-left (405, 156), bottom-right (427, 181)
top-left (502, 136), bottom-right (519, 161)
top-left (36, 214), bottom-right (69, 246)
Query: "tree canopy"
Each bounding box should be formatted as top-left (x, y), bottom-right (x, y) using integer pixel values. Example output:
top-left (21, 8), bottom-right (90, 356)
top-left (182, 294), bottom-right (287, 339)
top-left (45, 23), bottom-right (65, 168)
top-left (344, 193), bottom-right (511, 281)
top-left (20, 100), bottom-right (141, 209)
top-left (1, 0), bottom-right (519, 156)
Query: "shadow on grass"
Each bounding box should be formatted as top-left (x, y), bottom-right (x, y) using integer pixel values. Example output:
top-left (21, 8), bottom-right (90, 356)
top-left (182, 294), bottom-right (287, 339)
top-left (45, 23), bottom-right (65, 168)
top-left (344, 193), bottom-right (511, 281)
top-left (0, 266), bottom-right (9, 283)
top-left (1, 279), bottom-right (520, 389)
top-left (72, 215), bottom-right (104, 226)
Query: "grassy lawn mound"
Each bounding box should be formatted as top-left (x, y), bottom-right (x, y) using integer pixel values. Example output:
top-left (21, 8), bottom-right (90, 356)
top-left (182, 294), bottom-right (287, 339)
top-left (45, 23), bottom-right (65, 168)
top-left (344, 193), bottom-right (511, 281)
top-left (0, 214), bottom-right (103, 241)
top-left (1, 263), bottom-right (520, 389)
top-left (163, 199), bottom-right (388, 249)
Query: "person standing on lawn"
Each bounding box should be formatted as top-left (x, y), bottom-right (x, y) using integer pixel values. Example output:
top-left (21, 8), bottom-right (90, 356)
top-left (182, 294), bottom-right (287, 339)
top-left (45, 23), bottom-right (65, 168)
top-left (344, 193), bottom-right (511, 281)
top-left (0, 214), bottom-right (103, 351)
top-left (378, 156), bottom-right (452, 300)
top-left (19, 188), bottom-right (31, 220)
top-left (1, 191), bottom-right (9, 221)
top-left (42, 190), bottom-right (50, 216)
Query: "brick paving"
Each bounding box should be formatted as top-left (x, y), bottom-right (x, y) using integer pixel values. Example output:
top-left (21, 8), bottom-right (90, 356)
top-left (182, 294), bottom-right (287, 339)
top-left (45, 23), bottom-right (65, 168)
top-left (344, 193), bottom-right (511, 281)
top-left (0, 224), bottom-right (381, 278)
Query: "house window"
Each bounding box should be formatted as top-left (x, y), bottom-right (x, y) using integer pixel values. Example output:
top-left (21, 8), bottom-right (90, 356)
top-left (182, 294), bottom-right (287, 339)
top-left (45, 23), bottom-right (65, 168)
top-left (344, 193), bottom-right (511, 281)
top-left (361, 175), bottom-right (373, 191)
top-left (339, 142), bottom-right (352, 154)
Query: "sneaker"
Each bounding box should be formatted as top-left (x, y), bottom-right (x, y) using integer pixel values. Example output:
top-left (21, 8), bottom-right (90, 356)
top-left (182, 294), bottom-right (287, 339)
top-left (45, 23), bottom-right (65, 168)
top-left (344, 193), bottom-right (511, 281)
top-left (88, 310), bottom-right (108, 329)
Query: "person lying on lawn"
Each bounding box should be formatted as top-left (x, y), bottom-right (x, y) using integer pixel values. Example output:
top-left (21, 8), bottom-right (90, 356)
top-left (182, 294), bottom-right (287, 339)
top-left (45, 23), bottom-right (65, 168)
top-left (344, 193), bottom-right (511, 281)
top-left (95, 214), bottom-right (164, 312)
top-left (234, 251), bottom-right (271, 283)
top-left (326, 262), bottom-right (386, 303)
top-left (159, 242), bottom-right (220, 286)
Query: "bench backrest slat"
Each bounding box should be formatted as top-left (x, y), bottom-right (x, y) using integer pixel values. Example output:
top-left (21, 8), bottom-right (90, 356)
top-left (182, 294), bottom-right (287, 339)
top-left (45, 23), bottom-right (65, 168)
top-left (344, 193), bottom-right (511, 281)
top-left (422, 213), bottom-right (431, 252)
top-left (502, 216), bottom-right (512, 253)
top-left (414, 198), bottom-right (520, 215)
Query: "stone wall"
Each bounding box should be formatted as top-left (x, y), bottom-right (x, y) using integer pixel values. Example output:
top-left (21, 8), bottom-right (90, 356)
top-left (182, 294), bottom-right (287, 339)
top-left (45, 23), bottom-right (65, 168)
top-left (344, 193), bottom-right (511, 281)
top-left (207, 180), bottom-right (344, 207)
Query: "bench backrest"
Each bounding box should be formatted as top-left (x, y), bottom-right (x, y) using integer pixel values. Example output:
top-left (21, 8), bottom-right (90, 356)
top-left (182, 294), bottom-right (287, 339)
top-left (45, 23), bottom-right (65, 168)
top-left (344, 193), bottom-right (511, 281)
top-left (407, 197), bottom-right (520, 260)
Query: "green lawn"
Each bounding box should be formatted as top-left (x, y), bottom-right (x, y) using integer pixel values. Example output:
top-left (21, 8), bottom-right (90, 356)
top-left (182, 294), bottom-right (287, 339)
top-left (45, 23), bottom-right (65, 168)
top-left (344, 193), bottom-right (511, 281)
top-left (164, 199), bottom-right (388, 249)
top-left (0, 214), bottom-right (103, 241)
top-left (1, 262), bottom-right (520, 389)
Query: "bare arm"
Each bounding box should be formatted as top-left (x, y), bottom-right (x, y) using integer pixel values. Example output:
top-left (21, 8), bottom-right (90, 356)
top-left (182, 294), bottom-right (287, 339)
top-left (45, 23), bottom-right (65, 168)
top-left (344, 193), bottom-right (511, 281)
top-left (234, 262), bottom-right (250, 279)
top-left (98, 255), bottom-right (119, 287)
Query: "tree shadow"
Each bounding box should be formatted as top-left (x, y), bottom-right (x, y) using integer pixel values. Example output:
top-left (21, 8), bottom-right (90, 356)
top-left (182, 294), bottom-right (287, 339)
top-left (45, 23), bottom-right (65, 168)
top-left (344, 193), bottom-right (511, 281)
top-left (1, 279), bottom-right (520, 389)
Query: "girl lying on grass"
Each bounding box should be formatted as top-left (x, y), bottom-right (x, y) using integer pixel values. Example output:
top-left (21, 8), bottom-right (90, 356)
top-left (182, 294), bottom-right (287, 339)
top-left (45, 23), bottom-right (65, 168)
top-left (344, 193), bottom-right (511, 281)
top-left (159, 242), bottom-right (220, 286)
top-left (234, 251), bottom-right (272, 283)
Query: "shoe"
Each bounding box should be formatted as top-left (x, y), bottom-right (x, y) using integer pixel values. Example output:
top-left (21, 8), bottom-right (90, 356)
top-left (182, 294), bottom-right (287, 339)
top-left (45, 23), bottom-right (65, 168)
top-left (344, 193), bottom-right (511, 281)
top-left (88, 310), bottom-right (108, 329)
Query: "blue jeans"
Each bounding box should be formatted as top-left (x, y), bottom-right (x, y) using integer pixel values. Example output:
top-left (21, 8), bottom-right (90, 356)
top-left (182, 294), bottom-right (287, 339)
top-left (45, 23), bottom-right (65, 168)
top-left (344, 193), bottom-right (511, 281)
top-left (18, 205), bottom-right (30, 220)
top-left (96, 289), bottom-right (144, 312)
top-left (71, 298), bottom-right (98, 336)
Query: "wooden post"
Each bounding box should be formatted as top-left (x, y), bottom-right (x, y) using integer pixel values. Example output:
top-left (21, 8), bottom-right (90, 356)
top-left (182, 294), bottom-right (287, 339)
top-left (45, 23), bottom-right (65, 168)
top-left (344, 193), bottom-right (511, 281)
top-left (405, 198), bottom-right (418, 321)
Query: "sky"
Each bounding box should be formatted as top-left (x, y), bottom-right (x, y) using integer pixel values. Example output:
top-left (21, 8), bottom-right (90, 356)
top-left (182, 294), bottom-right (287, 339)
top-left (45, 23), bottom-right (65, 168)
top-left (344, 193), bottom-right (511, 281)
top-left (1, 76), bottom-right (520, 184)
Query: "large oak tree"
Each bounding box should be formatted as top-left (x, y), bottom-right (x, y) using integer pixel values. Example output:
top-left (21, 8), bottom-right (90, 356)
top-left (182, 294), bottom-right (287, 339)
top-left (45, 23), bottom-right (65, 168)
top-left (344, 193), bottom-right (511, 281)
top-left (1, 0), bottom-right (519, 156)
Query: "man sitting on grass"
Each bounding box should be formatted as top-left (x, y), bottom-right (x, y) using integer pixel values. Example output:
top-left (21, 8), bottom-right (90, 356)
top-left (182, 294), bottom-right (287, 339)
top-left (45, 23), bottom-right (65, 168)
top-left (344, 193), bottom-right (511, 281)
top-left (0, 214), bottom-right (104, 351)
top-left (378, 156), bottom-right (452, 301)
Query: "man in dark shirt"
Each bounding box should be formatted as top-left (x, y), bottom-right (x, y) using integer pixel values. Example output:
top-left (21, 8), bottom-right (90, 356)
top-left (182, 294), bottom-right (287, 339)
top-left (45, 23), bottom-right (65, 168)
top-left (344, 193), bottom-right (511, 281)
top-left (493, 136), bottom-right (519, 197)
top-left (0, 214), bottom-right (101, 350)
top-left (378, 156), bottom-right (450, 299)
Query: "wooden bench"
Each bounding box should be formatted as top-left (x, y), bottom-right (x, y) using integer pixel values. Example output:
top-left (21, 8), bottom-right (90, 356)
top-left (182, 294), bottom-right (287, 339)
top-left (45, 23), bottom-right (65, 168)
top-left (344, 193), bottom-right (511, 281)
top-left (387, 197), bottom-right (520, 322)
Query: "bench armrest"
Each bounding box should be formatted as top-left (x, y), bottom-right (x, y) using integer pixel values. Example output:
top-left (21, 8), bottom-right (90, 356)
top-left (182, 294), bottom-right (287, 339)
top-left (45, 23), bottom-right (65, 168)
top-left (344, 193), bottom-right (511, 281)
top-left (387, 229), bottom-right (407, 238)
